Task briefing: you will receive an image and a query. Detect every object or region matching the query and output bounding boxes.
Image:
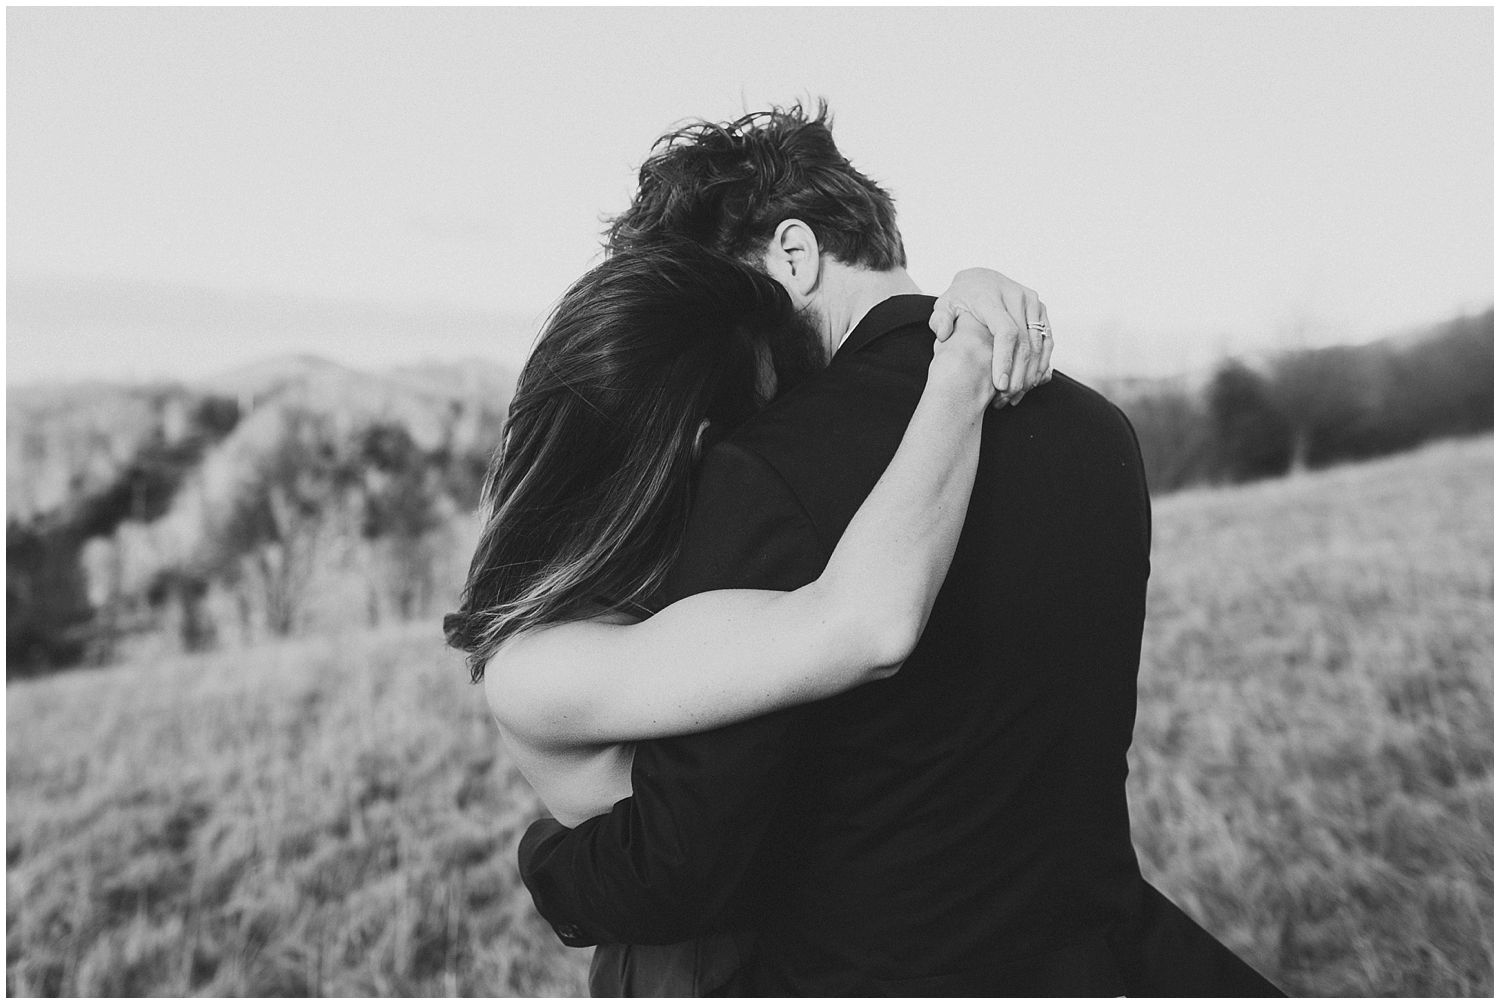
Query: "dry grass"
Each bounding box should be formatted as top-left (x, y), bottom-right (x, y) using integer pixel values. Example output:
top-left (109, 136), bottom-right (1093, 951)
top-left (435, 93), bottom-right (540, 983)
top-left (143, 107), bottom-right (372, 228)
top-left (7, 436), bottom-right (1492, 996)
top-left (1131, 435), bottom-right (1493, 995)
top-left (6, 627), bottom-right (591, 995)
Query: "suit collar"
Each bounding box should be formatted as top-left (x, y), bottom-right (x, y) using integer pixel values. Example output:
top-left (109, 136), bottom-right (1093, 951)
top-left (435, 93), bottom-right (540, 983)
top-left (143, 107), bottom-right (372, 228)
top-left (834, 294), bottom-right (938, 358)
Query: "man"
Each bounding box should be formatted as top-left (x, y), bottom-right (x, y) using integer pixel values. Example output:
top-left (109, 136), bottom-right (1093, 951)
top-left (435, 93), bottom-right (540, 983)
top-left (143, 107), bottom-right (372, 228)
top-left (520, 102), bottom-right (1283, 996)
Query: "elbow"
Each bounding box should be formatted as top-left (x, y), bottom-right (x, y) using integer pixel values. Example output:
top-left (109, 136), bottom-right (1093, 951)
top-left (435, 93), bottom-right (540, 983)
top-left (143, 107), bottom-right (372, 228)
top-left (485, 658), bottom-right (591, 750)
top-left (860, 606), bottom-right (925, 678)
top-left (810, 580), bottom-right (921, 684)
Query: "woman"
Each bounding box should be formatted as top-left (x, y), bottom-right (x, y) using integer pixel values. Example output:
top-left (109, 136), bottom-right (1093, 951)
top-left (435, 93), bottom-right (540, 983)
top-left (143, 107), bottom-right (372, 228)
top-left (444, 241), bottom-right (1050, 993)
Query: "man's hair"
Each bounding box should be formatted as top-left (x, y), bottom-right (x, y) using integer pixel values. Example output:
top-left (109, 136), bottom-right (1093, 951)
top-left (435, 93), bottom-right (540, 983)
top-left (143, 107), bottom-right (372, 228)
top-left (607, 99), bottom-right (906, 271)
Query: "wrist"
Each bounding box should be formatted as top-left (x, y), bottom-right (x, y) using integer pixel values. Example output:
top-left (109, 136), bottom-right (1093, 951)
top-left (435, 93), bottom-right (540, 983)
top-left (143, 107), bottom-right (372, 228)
top-left (928, 351), bottom-right (995, 409)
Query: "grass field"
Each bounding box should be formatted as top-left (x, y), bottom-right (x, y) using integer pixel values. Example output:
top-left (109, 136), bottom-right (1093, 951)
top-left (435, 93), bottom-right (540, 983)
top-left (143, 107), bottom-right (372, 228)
top-left (7, 436), bottom-right (1493, 996)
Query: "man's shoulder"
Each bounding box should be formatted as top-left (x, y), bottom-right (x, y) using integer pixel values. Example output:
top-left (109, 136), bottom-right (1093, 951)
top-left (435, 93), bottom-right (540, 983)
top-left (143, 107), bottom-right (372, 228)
top-left (1034, 371), bottom-right (1142, 440)
top-left (1045, 370), bottom-right (1129, 412)
top-left (1045, 369), bottom-right (1114, 403)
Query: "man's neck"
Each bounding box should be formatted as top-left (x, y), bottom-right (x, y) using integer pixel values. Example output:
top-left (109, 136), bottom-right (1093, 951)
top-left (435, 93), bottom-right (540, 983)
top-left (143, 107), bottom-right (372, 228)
top-left (823, 266), bottom-right (923, 354)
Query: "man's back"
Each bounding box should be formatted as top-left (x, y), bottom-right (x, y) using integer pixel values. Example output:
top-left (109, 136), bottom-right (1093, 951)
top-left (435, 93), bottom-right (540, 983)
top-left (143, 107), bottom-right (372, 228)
top-left (686, 295), bottom-right (1151, 991)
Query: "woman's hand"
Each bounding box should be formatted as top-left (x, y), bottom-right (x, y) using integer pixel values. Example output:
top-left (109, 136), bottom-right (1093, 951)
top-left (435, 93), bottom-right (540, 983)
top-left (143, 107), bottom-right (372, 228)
top-left (929, 309), bottom-right (1001, 411)
top-left (929, 268), bottom-right (1053, 407)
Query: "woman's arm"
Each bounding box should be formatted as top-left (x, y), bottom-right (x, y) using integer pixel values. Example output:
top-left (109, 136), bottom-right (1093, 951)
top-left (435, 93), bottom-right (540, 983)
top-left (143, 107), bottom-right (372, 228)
top-left (488, 313), bottom-right (1003, 750)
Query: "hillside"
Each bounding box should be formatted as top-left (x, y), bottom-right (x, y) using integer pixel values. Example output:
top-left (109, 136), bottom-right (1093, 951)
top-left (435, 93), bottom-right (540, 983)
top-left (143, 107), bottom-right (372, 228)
top-left (6, 355), bottom-right (514, 672)
top-left (7, 382), bottom-right (185, 523)
top-left (6, 435), bottom-right (1491, 995)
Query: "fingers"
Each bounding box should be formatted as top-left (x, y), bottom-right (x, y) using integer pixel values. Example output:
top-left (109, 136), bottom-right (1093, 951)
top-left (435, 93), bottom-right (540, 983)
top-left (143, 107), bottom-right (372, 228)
top-left (929, 299), bottom-right (957, 341)
top-left (1020, 290), bottom-right (1046, 392)
top-left (1009, 306), bottom-right (1035, 397)
top-left (1004, 296), bottom-right (1052, 406)
top-left (955, 279), bottom-right (1020, 380)
top-left (1037, 302), bottom-right (1055, 383)
top-left (997, 283), bottom-right (1028, 386)
top-left (991, 310), bottom-right (1023, 397)
top-left (940, 279), bottom-right (1014, 397)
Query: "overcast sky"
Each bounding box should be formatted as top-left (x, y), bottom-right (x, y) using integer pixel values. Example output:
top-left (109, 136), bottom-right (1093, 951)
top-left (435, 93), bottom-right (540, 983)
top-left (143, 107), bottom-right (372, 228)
top-left (7, 7), bottom-right (1493, 385)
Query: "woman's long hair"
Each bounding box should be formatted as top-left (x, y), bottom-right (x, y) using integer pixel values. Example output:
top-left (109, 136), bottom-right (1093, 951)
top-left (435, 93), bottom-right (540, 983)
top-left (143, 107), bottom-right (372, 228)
top-left (444, 241), bottom-right (799, 681)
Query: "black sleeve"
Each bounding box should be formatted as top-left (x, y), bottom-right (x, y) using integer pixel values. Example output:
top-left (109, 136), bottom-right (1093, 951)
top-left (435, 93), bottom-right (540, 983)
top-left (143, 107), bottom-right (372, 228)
top-left (518, 440), bottom-right (827, 946)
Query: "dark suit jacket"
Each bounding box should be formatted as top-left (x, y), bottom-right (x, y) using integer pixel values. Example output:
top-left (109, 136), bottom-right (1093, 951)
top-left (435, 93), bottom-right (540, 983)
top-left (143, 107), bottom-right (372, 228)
top-left (520, 295), bottom-right (1282, 995)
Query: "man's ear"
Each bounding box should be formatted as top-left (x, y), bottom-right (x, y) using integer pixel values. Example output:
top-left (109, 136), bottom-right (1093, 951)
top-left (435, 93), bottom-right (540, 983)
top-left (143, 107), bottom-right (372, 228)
top-left (763, 219), bottom-right (822, 302)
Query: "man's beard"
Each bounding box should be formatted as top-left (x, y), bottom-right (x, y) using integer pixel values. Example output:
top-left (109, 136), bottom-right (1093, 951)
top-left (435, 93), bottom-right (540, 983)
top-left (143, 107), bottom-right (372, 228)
top-left (767, 306), bottom-right (828, 400)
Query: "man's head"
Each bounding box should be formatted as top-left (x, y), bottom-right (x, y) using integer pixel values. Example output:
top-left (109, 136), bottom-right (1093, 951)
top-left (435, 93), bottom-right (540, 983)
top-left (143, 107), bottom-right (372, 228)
top-left (607, 100), bottom-right (904, 270)
top-left (607, 101), bottom-right (908, 357)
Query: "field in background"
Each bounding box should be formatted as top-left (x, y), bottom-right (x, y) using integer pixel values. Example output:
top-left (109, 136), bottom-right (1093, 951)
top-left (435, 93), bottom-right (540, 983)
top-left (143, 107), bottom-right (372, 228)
top-left (1130, 435), bottom-right (1492, 995)
top-left (7, 436), bottom-right (1493, 996)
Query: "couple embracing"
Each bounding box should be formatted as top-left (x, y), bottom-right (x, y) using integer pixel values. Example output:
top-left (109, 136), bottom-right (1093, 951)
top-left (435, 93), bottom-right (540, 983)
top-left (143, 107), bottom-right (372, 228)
top-left (446, 102), bottom-right (1283, 997)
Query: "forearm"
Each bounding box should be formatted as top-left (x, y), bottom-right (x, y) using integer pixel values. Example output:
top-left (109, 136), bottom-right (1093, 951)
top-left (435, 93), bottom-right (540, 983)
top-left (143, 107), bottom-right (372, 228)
top-left (493, 586), bottom-right (867, 747)
top-left (589, 587), bottom-right (871, 740)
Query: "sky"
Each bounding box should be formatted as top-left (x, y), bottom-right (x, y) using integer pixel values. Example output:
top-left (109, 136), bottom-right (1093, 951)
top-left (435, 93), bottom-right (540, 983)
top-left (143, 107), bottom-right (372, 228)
top-left (7, 7), bottom-right (1493, 385)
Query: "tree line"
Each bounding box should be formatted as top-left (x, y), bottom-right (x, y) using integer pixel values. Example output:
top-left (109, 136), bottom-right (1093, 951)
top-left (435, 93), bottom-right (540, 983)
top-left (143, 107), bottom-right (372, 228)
top-left (1120, 310), bottom-right (1492, 494)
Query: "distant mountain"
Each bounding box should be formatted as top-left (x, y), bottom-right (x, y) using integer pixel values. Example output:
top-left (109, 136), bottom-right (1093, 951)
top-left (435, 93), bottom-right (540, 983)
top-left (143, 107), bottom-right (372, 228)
top-left (201, 354), bottom-right (357, 399)
top-left (207, 353), bottom-right (515, 413)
